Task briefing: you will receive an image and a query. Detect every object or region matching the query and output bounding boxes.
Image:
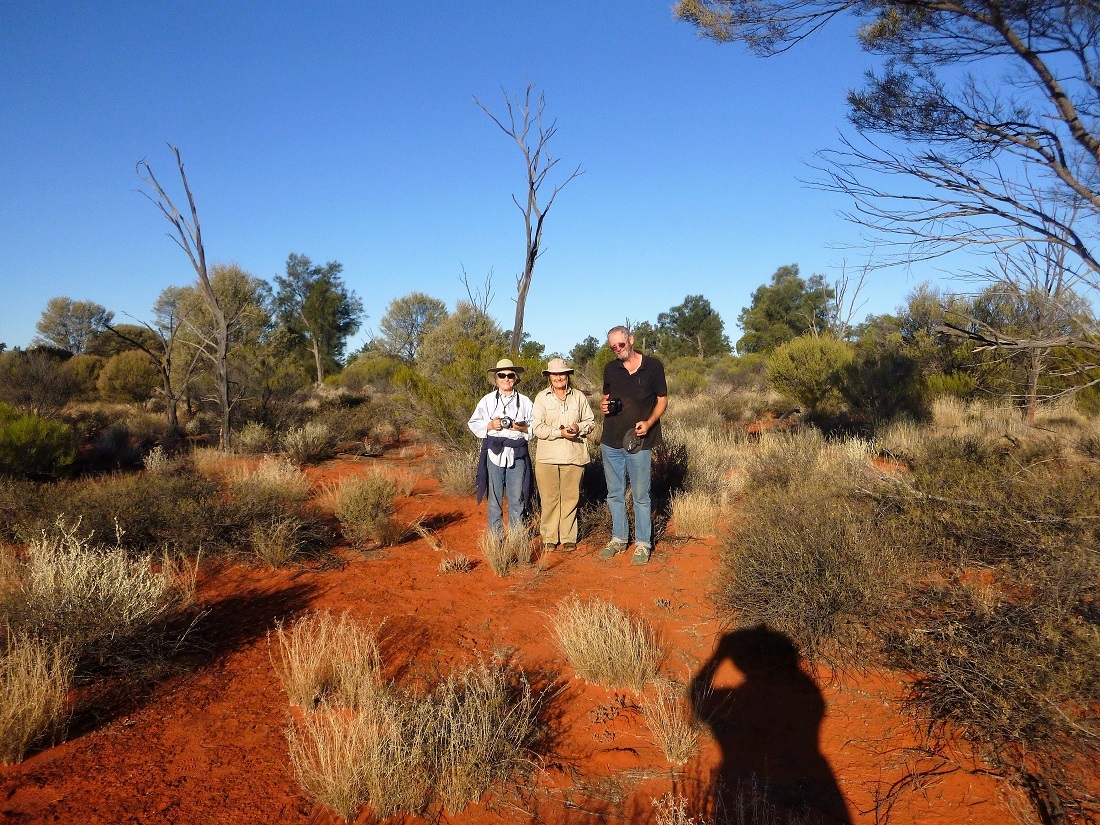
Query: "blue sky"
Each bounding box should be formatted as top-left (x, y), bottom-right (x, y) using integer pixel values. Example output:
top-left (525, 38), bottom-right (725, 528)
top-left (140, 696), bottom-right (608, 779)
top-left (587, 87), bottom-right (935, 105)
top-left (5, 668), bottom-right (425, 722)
top-left (1, 2), bottom-right (937, 357)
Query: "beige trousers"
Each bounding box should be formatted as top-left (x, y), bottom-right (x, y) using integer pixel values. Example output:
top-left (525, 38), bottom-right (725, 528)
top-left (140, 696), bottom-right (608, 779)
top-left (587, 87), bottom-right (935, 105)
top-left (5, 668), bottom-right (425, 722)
top-left (534, 462), bottom-right (584, 544)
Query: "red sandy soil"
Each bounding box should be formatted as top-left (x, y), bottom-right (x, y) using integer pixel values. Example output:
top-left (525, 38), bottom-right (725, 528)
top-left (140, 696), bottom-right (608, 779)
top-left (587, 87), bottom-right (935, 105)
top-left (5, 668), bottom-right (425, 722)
top-left (0, 444), bottom-right (1019, 824)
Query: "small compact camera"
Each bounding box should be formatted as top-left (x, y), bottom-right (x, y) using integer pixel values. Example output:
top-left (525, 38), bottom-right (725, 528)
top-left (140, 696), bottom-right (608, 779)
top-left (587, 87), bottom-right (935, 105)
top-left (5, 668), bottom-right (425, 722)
top-left (606, 398), bottom-right (623, 416)
top-left (499, 416), bottom-right (513, 429)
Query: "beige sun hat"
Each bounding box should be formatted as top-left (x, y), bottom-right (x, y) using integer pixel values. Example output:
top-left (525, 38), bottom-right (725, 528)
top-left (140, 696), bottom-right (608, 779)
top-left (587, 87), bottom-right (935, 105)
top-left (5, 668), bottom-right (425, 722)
top-left (487, 358), bottom-right (525, 384)
top-left (542, 357), bottom-right (574, 376)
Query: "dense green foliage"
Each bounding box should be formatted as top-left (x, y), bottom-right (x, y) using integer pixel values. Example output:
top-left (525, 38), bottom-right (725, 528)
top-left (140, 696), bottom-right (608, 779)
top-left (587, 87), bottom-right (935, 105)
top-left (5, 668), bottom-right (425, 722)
top-left (0, 404), bottom-right (75, 478)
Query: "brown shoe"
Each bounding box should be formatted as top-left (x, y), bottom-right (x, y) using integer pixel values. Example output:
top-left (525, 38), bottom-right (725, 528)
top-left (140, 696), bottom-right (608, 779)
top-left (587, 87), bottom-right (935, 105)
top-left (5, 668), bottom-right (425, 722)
top-left (561, 542), bottom-right (576, 551)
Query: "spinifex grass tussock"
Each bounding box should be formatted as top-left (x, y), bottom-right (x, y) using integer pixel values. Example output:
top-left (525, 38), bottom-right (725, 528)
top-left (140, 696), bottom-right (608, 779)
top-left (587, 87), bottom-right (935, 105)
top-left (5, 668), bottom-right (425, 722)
top-left (274, 610), bottom-right (382, 710)
top-left (284, 644), bottom-right (545, 821)
top-left (720, 483), bottom-right (910, 668)
top-left (743, 429), bottom-right (876, 494)
top-left (0, 632), bottom-right (73, 763)
top-left (670, 489), bottom-right (723, 539)
top-left (230, 456), bottom-right (311, 511)
top-left (189, 445), bottom-right (234, 479)
top-left (248, 516), bottom-right (311, 569)
top-left (478, 523), bottom-right (531, 577)
top-left (437, 448), bottom-right (478, 496)
top-left (550, 595), bottom-right (662, 691)
top-left (14, 520), bottom-right (193, 670)
top-left (663, 418), bottom-right (752, 497)
top-left (642, 679), bottom-right (699, 765)
top-left (331, 473), bottom-right (404, 549)
top-left (282, 422), bottom-right (334, 464)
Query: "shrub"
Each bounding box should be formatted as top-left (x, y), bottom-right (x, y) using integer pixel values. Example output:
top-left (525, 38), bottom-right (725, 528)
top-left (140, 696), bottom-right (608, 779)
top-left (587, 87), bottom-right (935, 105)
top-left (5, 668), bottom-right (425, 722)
top-left (0, 350), bottom-right (77, 418)
top-left (333, 474), bottom-right (401, 549)
top-left (765, 335), bottom-right (854, 415)
top-left (234, 422), bottom-right (273, 454)
top-left (550, 596), bottom-right (662, 691)
top-left (60, 354), bottom-right (106, 401)
top-left (0, 404), bottom-right (75, 478)
top-left (231, 457), bottom-right (311, 513)
top-left (96, 350), bottom-right (160, 404)
top-left (282, 422), bottom-right (335, 464)
top-left (719, 485), bottom-right (909, 667)
top-left (11, 521), bottom-right (191, 670)
top-left (0, 634), bottom-right (73, 764)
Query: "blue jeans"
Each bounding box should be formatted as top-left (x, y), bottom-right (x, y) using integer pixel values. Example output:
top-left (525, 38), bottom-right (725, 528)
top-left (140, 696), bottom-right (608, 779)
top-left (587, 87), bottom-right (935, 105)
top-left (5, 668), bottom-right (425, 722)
top-left (487, 458), bottom-right (528, 533)
top-left (601, 445), bottom-right (652, 546)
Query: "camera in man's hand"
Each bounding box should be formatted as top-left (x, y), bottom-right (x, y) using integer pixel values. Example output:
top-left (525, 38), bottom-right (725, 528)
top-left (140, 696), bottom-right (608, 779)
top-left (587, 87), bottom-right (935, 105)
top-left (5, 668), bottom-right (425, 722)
top-left (499, 416), bottom-right (513, 429)
top-left (606, 398), bottom-right (623, 416)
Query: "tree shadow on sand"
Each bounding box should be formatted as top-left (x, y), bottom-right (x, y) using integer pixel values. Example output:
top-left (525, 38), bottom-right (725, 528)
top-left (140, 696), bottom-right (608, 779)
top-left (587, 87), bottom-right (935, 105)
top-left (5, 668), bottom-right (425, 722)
top-left (690, 624), bottom-right (853, 824)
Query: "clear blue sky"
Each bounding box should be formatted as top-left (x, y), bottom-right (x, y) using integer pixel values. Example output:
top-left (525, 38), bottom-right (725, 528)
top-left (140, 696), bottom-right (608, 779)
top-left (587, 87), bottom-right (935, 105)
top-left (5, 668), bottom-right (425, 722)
top-left (1, 1), bottom-right (939, 357)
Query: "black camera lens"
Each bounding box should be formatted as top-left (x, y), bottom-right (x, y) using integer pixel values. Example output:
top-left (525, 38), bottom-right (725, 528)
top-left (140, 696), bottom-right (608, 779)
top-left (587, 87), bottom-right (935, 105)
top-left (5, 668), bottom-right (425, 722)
top-left (606, 398), bottom-right (623, 416)
top-left (499, 416), bottom-right (513, 429)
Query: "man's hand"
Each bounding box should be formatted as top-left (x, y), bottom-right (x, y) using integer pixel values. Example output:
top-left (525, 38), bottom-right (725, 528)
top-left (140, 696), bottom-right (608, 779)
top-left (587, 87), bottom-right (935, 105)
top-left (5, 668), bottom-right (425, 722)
top-left (635, 420), bottom-right (651, 437)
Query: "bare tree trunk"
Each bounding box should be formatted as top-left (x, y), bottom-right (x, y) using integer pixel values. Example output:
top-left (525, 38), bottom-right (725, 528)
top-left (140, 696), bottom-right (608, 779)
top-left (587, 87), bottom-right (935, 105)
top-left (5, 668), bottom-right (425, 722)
top-left (312, 338), bottom-right (324, 385)
top-left (137, 145), bottom-right (233, 450)
top-left (474, 86), bottom-right (583, 355)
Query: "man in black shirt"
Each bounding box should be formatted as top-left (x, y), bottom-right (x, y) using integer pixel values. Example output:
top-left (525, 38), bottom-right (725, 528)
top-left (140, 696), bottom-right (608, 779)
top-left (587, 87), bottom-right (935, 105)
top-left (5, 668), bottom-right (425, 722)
top-left (598, 325), bottom-right (668, 565)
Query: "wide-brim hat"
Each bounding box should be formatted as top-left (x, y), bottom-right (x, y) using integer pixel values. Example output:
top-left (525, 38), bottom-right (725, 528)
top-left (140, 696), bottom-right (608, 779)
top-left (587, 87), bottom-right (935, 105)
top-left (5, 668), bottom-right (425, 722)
top-left (542, 357), bottom-right (574, 376)
top-left (487, 358), bottom-right (525, 384)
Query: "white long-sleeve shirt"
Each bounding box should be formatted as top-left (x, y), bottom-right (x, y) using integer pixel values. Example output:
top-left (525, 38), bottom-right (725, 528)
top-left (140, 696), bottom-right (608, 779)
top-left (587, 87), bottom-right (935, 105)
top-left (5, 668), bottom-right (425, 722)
top-left (468, 389), bottom-right (533, 467)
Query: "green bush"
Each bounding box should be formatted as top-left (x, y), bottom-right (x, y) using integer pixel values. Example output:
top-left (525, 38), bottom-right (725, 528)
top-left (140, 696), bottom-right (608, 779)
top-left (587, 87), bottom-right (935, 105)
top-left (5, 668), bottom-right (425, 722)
top-left (96, 350), bottom-right (160, 404)
top-left (765, 335), bottom-right (854, 415)
top-left (60, 354), bottom-right (106, 401)
top-left (0, 404), bottom-right (75, 478)
top-left (334, 474), bottom-right (401, 548)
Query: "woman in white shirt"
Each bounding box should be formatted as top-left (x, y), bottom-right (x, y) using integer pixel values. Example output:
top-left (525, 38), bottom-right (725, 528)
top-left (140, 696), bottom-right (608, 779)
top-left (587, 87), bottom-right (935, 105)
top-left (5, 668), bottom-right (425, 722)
top-left (468, 358), bottom-right (534, 533)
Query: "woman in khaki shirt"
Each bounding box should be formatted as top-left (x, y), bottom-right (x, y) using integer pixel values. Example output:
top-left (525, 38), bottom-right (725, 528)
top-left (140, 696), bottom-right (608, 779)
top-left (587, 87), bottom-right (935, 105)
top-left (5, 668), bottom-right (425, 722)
top-left (530, 358), bottom-right (595, 550)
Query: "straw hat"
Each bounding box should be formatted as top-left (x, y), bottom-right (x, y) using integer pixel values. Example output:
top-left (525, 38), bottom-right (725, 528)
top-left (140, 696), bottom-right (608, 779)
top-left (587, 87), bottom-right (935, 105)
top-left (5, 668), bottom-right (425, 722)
top-left (542, 357), bottom-right (574, 376)
top-left (487, 358), bottom-right (525, 384)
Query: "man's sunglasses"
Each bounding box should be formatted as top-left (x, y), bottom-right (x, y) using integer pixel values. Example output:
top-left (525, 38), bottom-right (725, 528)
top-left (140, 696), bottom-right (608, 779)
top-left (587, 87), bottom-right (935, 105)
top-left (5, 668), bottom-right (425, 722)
top-left (496, 372), bottom-right (517, 379)
top-left (609, 342), bottom-right (629, 352)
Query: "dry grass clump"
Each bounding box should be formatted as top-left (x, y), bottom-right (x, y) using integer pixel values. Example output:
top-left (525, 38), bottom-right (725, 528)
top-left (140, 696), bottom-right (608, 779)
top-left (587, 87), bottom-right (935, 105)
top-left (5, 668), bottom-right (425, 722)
top-left (0, 633), bottom-right (73, 764)
top-left (670, 490), bottom-right (722, 538)
top-left (142, 445), bottom-right (174, 474)
top-left (478, 523), bottom-right (532, 576)
top-left (653, 779), bottom-right (815, 825)
top-left (189, 445), bottom-right (234, 479)
top-left (663, 419), bottom-right (751, 497)
top-left (550, 595), bottom-right (662, 691)
top-left (437, 449), bottom-right (477, 496)
top-left (642, 680), bottom-right (699, 765)
top-left (282, 422), bottom-right (335, 464)
top-left (742, 429), bottom-right (875, 494)
top-left (280, 611), bottom-right (543, 821)
top-left (274, 611), bottom-right (382, 710)
top-left (247, 516), bottom-right (311, 569)
top-left (332, 473), bottom-right (405, 549)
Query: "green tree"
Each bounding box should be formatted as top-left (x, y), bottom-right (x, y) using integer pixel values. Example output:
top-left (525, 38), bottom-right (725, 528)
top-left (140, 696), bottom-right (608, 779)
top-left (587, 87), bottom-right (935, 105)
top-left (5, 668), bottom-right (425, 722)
top-left (97, 350), bottom-right (161, 403)
top-left (569, 336), bottom-right (601, 368)
top-left (275, 253), bottom-right (365, 384)
top-left (376, 292), bottom-right (448, 363)
top-left (32, 297), bottom-right (114, 354)
top-left (657, 294), bottom-right (731, 358)
top-left (766, 334), bottom-right (854, 415)
top-left (737, 265), bottom-right (834, 354)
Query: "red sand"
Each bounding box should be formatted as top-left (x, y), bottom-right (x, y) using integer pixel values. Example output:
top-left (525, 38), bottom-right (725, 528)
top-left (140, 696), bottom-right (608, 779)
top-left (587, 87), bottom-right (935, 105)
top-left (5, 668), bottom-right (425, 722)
top-left (0, 446), bottom-right (1017, 824)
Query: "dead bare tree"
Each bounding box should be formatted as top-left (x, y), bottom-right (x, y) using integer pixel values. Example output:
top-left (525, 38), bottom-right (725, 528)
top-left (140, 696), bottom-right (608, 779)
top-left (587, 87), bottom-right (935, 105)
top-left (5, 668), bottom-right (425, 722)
top-left (474, 85), bottom-right (583, 354)
top-left (136, 145), bottom-right (233, 449)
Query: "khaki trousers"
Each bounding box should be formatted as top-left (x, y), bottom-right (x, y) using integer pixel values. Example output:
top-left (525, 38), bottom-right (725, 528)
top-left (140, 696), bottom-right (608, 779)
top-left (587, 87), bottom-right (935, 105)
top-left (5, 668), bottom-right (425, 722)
top-left (534, 462), bottom-right (584, 544)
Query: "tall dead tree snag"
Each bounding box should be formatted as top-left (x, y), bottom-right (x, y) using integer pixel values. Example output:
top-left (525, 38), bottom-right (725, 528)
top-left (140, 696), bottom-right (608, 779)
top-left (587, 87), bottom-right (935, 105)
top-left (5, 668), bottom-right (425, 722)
top-left (137, 145), bottom-right (233, 450)
top-left (474, 85), bottom-right (583, 354)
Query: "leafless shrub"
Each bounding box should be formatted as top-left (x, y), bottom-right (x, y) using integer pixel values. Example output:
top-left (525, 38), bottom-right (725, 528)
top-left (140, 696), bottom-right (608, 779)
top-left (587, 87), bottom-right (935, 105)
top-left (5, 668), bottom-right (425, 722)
top-left (550, 595), bottom-right (662, 691)
top-left (0, 633), bottom-right (73, 764)
top-left (643, 680), bottom-right (699, 765)
top-left (273, 610), bottom-right (383, 711)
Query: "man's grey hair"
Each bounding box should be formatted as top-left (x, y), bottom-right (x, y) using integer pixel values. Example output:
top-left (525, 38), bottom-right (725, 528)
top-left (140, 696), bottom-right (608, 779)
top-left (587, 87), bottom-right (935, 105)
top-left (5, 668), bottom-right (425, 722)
top-left (607, 325), bottom-right (631, 338)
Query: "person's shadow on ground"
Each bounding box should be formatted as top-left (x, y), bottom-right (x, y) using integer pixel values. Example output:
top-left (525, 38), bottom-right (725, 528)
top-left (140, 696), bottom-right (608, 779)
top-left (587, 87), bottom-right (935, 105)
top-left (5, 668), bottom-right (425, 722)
top-left (689, 625), bottom-right (853, 824)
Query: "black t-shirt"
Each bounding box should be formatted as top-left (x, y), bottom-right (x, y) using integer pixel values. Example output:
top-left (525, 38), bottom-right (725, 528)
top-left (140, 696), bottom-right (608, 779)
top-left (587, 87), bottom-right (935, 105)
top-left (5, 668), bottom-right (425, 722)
top-left (601, 354), bottom-right (667, 448)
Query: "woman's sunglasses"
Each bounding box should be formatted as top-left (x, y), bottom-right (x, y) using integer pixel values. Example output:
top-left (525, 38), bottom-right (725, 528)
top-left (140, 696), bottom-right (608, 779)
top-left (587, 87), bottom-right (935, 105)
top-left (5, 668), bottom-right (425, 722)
top-left (496, 372), bottom-right (517, 379)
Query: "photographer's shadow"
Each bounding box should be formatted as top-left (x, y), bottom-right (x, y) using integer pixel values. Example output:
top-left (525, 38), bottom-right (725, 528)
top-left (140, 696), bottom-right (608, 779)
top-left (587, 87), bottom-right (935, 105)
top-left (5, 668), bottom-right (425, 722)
top-left (690, 625), bottom-right (853, 824)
